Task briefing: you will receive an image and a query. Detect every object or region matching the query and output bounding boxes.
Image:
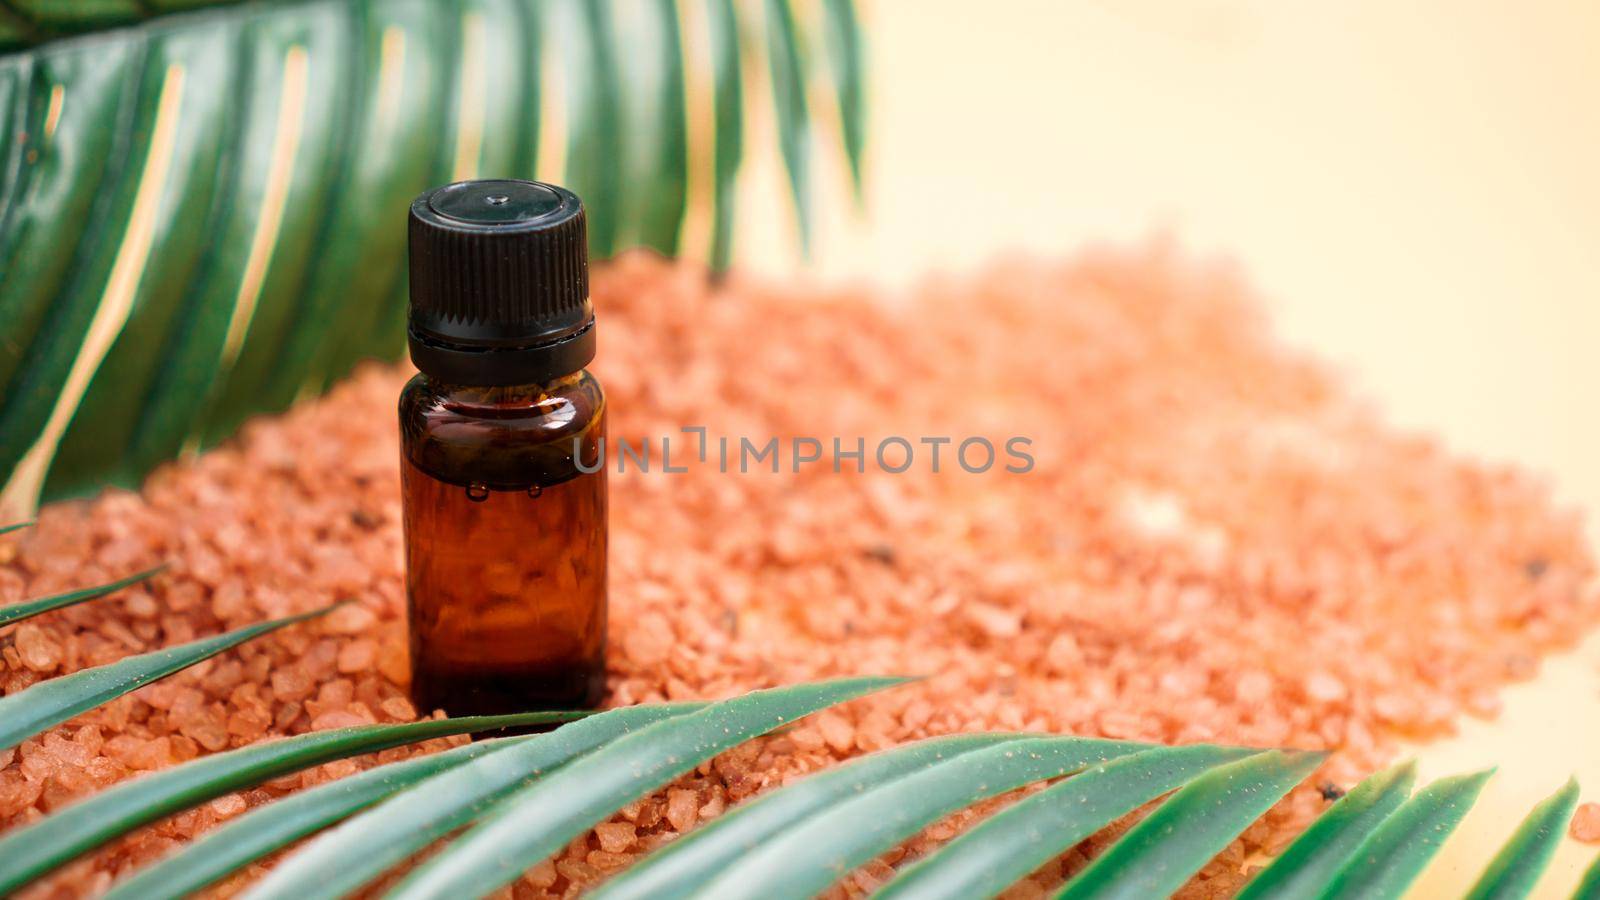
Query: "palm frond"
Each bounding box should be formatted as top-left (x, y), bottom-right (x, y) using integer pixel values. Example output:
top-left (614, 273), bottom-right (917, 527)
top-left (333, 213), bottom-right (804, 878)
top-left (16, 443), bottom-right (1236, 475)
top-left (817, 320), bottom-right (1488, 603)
top-left (622, 0), bottom-right (688, 256)
top-left (821, 0), bottom-right (865, 200)
top-left (592, 732), bottom-right (1031, 900)
top-left (380, 678), bottom-right (907, 899)
top-left (239, 701), bottom-right (709, 900)
top-left (0, 709), bottom-right (581, 893)
top-left (1319, 769), bottom-right (1495, 899)
top-left (873, 744), bottom-right (1257, 900)
top-left (1236, 760), bottom-right (1417, 898)
top-left (0, 565), bottom-right (162, 628)
top-left (688, 734), bottom-right (1154, 900)
top-left (763, 0), bottom-right (811, 257)
top-left (1057, 751), bottom-right (1326, 900)
top-left (0, 625), bottom-right (1592, 900)
top-left (704, 0), bottom-right (743, 273)
top-left (1576, 849), bottom-right (1600, 900)
top-left (0, 2), bottom-right (247, 47)
top-left (0, 0), bottom-right (863, 518)
top-left (556, 0), bottom-right (624, 258)
top-left (1465, 778), bottom-right (1580, 900)
top-left (0, 602), bottom-right (334, 751)
top-left (0, 575), bottom-right (1592, 899)
top-left (102, 735), bottom-right (524, 900)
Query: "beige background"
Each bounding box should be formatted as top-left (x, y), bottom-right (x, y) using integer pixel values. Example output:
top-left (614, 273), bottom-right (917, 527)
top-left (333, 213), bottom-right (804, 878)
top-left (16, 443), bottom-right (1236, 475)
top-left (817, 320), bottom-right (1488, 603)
top-left (730, 1), bottom-right (1600, 895)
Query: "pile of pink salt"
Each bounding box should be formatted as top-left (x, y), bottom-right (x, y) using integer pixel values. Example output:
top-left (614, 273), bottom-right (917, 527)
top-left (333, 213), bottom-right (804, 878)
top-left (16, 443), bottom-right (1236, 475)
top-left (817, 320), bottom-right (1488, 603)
top-left (0, 247), bottom-right (1594, 898)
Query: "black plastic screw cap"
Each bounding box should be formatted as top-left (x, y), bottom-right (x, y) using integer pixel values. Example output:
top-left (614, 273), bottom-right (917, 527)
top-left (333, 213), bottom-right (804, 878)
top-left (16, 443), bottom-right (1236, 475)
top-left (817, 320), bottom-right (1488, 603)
top-left (407, 179), bottom-right (594, 386)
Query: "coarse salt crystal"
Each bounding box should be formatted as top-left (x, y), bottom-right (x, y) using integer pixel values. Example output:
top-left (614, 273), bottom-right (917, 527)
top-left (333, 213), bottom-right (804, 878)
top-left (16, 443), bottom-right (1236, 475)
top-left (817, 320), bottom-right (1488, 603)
top-left (1572, 803), bottom-right (1600, 843)
top-left (1305, 672), bottom-right (1347, 702)
top-left (594, 821), bottom-right (637, 853)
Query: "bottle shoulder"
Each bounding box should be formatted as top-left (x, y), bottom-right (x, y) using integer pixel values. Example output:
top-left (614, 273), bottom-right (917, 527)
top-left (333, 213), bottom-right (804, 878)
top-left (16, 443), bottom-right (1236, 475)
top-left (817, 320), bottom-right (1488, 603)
top-left (399, 370), bottom-right (605, 488)
top-left (400, 371), bottom-right (604, 441)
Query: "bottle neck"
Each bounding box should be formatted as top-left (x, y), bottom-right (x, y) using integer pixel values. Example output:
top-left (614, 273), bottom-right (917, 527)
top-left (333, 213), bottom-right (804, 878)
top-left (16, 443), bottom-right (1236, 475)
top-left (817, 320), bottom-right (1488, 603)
top-left (408, 317), bottom-right (595, 387)
top-left (424, 370), bottom-right (589, 411)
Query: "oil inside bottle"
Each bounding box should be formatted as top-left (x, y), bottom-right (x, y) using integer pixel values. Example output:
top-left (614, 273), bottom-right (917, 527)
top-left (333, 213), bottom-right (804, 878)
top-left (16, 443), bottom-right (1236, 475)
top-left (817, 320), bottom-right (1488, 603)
top-left (403, 457), bottom-right (607, 716)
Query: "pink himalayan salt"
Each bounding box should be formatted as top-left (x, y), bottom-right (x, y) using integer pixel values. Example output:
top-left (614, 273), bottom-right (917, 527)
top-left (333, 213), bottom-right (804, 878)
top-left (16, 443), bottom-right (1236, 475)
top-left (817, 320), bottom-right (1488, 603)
top-left (13, 624), bottom-right (61, 672)
top-left (814, 712), bottom-right (855, 753)
top-left (310, 711), bottom-right (368, 731)
top-left (665, 789), bottom-right (699, 832)
top-left (594, 821), bottom-right (637, 853)
top-left (380, 696), bottom-right (417, 721)
top-left (209, 793), bottom-right (247, 819)
top-left (1304, 672), bottom-right (1348, 703)
top-left (269, 668), bottom-right (314, 703)
top-left (1235, 672), bottom-right (1274, 705)
top-left (336, 639), bottom-right (376, 674)
top-left (556, 858), bottom-right (601, 886)
top-left (522, 859), bottom-right (558, 890)
top-left (587, 850), bottom-right (634, 871)
top-left (965, 601), bottom-right (1023, 638)
top-left (227, 708), bottom-right (271, 739)
top-left (622, 612), bottom-right (674, 666)
top-left (2, 252), bottom-right (1597, 899)
top-left (1572, 803), bottom-right (1600, 843)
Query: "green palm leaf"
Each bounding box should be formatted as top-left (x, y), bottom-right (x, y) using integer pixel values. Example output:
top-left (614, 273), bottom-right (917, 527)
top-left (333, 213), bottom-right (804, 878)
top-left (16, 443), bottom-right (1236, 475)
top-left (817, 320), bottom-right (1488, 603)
top-left (45, 15), bottom-right (249, 495)
top-left (1236, 760), bottom-right (1417, 898)
top-left (688, 735), bottom-right (1154, 900)
top-left (241, 701), bottom-right (705, 900)
top-left (382, 677), bottom-right (907, 899)
top-left (705, 0), bottom-right (743, 272)
top-left (0, 0), bottom-right (861, 517)
top-left (0, 603), bottom-right (332, 751)
top-left (0, 28), bottom-right (149, 503)
top-left (456, 0), bottom-right (541, 182)
top-left (191, 2), bottom-right (365, 450)
top-left (821, 0), bottom-right (865, 199)
top-left (103, 735), bottom-right (528, 900)
top-left (0, 709), bottom-right (582, 894)
top-left (625, 0), bottom-right (688, 255)
top-left (1056, 750), bottom-right (1326, 900)
top-left (876, 745), bottom-right (1257, 900)
top-left (0, 538), bottom-right (1563, 900)
top-left (267, 0), bottom-right (456, 401)
top-left (558, 0), bottom-right (624, 258)
top-left (1465, 777), bottom-right (1580, 900)
top-left (0, 12), bottom-right (35, 49)
top-left (0, 643), bottom-right (1579, 900)
top-left (764, 0), bottom-right (811, 255)
top-left (1576, 852), bottom-right (1600, 900)
top-left (0, 2), bottom-right (212, 43)
top-left (0, 564), bottom-right (161, 627)
top-left (593, 732), bottom-right (1031, 900)
top-left (1321, 769), bottom-right (1495, 899)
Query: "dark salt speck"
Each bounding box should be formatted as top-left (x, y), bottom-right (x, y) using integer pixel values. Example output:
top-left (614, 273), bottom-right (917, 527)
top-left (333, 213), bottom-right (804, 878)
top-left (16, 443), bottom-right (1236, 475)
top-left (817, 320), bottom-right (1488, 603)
top-left (864, 543), bottom-right (897, 565)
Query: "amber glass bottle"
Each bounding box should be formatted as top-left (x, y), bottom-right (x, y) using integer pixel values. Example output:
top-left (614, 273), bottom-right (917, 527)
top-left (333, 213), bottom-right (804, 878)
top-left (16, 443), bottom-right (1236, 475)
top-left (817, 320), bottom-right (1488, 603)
top-left (400, 179), bottom-right (606, 716)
